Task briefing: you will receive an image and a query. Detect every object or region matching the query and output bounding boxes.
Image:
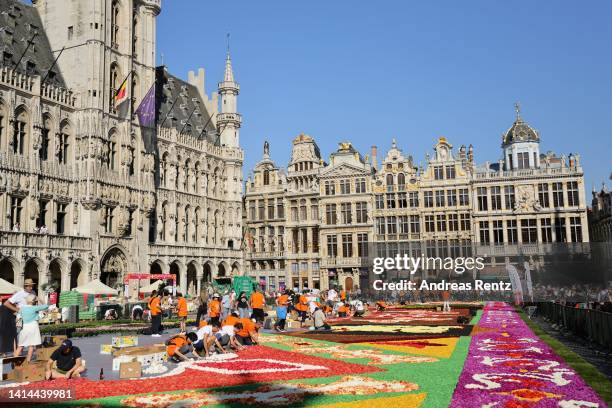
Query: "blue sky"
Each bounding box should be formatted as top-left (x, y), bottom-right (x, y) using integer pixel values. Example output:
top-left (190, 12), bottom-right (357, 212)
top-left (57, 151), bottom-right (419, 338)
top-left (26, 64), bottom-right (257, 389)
top-left (157, 0), bottom-right (612, 190)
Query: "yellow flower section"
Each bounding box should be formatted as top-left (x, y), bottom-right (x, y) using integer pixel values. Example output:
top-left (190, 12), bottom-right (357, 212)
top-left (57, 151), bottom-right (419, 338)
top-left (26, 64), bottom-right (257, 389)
top-left (361, 337), bottom-right (459, 359)
top-left (314, 392), bottom-right (426, 407)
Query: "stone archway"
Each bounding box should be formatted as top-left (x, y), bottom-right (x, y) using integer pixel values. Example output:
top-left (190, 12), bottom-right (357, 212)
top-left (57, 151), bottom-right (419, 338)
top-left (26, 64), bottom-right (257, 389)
top-left (202, 262), bottom-right (213, 284)
top-left (169, 261), bottom-right (182, 290)
top-left (231, 262), bottom-right (241, 276)
top-left (24, 259), bottom-right (41, 285)
top-left (100, 247), bottom-right (128, 288)
top-left (48, 259), bottom-right (63, 291)
top-left (186, 262), bottom-right (198, 297)
top-left (0, 258), bottom-right (18, 284)
top-left (217, 262), bottom-right (227, 278)
top-left (70, 260), bottom-right (87, 289)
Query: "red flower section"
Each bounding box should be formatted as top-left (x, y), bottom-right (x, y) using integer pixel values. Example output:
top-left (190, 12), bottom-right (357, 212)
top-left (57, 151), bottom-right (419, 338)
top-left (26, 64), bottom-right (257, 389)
top-left (17, 346), bottom-right (380, 401)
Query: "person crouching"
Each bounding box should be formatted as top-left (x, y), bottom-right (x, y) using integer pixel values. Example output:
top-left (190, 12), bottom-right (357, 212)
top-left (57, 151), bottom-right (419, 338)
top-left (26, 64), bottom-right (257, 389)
top-left (166, 332), bottom-right (198, 362)
top-left (46, 340), bottom-right (85, 380)
top-left (234, 318), bottom-right (260, 346)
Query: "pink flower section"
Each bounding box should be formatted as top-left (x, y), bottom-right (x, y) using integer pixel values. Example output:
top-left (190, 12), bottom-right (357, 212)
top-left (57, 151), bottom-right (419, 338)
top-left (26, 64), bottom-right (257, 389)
top-left (450, 302), bottom-right (606, 408)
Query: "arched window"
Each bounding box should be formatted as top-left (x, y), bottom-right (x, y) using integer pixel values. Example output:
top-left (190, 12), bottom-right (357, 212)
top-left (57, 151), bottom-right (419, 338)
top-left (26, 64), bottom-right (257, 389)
top-left (397, 173), bottom-right (406, 187)
top-left (184, 159), bottom-right (191, 191)
top-left (161, 152), bottom-right (169, 187)
top-left (184, 205), bottom-right (191, 243)
top-left (57, 120), bottom-right (71, 165)
top-left (12, 107), bottom-right (28, 155)
top-left (194, 207), bottom-right (201, 243)
top-left (109, 63), bottom-right (121, 113)
top-left (40, 114), bottom-right (52, 161)
top-left (111, 1), bottom-right (120, 49)
top-left (263, 169), bottom-right (270, 185)
top-left (386, 173), bottom-right (394, 186)
top-left (131, 73), bottom-right (139, 115)
top-left (107, 130), bottom-right (117, 170)
top-left (0, 101), bottom-right (5, 149)
top-left (132, 14), bottom-right (139, 58)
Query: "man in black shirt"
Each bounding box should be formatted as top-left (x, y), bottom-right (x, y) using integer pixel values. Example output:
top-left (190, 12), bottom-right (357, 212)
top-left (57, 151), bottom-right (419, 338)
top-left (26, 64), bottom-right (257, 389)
top-left (45, 340), bottom-right (85, 379)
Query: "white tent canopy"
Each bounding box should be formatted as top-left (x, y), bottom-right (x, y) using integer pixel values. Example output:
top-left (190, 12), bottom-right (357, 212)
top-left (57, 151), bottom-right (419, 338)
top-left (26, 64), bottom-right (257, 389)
top-left (139, 280), bottom-right (163, 293)
top-left (74, 279), bottom-right (118, 295)
top-left (0, 278), bottom-right (21, 294)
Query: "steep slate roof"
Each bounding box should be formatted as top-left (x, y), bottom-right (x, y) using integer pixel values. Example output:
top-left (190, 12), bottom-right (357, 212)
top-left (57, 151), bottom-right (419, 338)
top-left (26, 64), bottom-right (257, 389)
top-left (155, 66), bottom-right (217, 143)
top-left (0, 0), bottom-right (65, 86)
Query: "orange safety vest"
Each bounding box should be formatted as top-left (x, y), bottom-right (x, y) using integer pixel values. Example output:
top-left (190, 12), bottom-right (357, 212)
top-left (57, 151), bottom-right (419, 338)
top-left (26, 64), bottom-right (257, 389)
top-left (209, 300), bottom-right (221, 317)
top-left (149, 297), bottom-right (161, 316)
top-left (177, 297), bottom-right (188, 317)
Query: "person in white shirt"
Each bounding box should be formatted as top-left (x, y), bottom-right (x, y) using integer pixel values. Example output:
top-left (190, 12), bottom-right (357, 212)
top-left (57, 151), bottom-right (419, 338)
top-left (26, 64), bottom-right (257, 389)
top-left (193, 323), bottom-right (224, 356)
top-left (326, 288), bottom-right (338, 307)
top-left (353, 300), bottom-right (366, 317)
top-left (219, 324), bottom-right (244, 351)
top-left (0, 279), bottom-right (37, 356)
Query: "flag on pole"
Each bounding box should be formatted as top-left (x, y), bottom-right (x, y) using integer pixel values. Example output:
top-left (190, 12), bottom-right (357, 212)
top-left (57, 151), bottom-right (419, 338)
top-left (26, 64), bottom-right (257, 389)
top-left (114, 76), bottom-right (130, 117)
top-left (135, 83), bottom-right (156, 127)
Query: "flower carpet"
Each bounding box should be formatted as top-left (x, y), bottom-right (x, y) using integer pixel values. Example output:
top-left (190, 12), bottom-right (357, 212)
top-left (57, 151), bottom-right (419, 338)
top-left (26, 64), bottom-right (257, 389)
top-left (449, 302), bottom-right (607, 408)
top-left (18, 302), bottom-right (608, 407)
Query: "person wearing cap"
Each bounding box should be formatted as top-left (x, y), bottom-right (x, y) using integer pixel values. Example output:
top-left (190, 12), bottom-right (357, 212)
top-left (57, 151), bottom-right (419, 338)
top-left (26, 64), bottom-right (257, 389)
top-left (249, 288), bottom-right (266, 324)
top-left (46, 340), bottom-right (85, 379)
top-left (0, 278), bottom-right (37, 356)
top-left (15, 294), bottom-right (49, 362)
top-left (208, 294), bottom-right (221, 325)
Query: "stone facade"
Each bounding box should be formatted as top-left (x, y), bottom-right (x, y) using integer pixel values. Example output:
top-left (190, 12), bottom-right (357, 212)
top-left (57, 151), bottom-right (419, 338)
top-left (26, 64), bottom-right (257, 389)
top-left (0, 0), bottom-right (243, 297)
top-left (590, 184), bottom-right (612, 242)
top-left (244, 109), bottom-right (589, 291)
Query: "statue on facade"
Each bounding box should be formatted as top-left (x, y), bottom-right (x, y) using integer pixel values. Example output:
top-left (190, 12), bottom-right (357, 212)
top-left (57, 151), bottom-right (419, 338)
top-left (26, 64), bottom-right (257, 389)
top-left (263, 140), bottom-right (270, 156)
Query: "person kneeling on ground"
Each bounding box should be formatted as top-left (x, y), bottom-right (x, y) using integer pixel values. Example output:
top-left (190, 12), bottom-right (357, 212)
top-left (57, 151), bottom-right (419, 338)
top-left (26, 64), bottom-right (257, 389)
top-left (193, 322), bottom-right (226, 356)
top-left (221, 312), bottom-right (245, 351)
top-left (46, 340), bottom-right (85, 380)
top-left (313, 307), bottom-right (331, 330)
top-left (166, 332), bottom-right (199, 362)
top-left (337, 302), bottom-right (349, 318)
top-left (375, 300), bottom-right (387, 311)
top-left (353, 299), bottom-right (366, 317)
top-left (234, 318), bottom-right (260, 346)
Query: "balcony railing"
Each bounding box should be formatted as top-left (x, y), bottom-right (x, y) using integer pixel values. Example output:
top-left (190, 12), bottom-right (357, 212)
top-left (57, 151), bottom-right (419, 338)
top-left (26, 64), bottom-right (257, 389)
top-left (0, 231), bottom-right (91, 251)
top-left (321, 257), bottom-right (365, 267)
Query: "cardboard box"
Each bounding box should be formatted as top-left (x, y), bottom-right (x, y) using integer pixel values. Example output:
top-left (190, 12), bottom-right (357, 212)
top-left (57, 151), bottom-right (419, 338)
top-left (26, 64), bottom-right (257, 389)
top-left (35, 346), bottom-right (57, 362)
top-left (119, 361), bottom-right (141, 379)
top-left (113, 344), bottom-right (165, 357)
top-left (100, 344), bottom-right (115, 355)
top-left (112, 355), bottom-right (135, 371)
top-left (52, 335), bottom-right (68, 345)
top-left (9, 361), bottom-right (46, 382)
top-left (112, 336), bottom-right (138, 348)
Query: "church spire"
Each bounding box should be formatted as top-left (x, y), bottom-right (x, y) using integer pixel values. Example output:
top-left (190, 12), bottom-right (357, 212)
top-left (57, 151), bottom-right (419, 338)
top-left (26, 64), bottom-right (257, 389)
top-left (224, 33), bottom-right (235, 82)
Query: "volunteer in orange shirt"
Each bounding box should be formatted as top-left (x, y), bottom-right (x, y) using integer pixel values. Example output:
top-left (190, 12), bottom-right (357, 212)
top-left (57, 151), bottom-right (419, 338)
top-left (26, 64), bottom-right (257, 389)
top-left (274, 290), bottom-right (289, 332)
top-left (148, 290), bottom-right (162, 337)
top-left (234, 318), bottom-right (260, 346)
top-left (250, 288), bottom-right (266, 324)
top-left (175, 292), bottom-right (188, 333)
top-left (337, 302), bottom-right (349, 317)
top-left (166, 332), bottom-right (198, 362)
top-left (208, 294), bottom-right (221, 325)
top-left (340, 289), bottom-right (347, 302)
top-left (295, 292), bottom-right (309, 327)
top-left (222, 311), bottom-right (240, 328)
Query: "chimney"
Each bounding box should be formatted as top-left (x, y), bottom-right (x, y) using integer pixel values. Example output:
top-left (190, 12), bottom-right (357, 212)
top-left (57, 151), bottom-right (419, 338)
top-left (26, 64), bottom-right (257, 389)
top-left (371, 145), bottom-right (378, 170)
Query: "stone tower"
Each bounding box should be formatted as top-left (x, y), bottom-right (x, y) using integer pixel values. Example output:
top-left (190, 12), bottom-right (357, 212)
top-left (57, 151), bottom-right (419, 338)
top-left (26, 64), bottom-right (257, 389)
top-left (217, 51), bottom-right (241, 148)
